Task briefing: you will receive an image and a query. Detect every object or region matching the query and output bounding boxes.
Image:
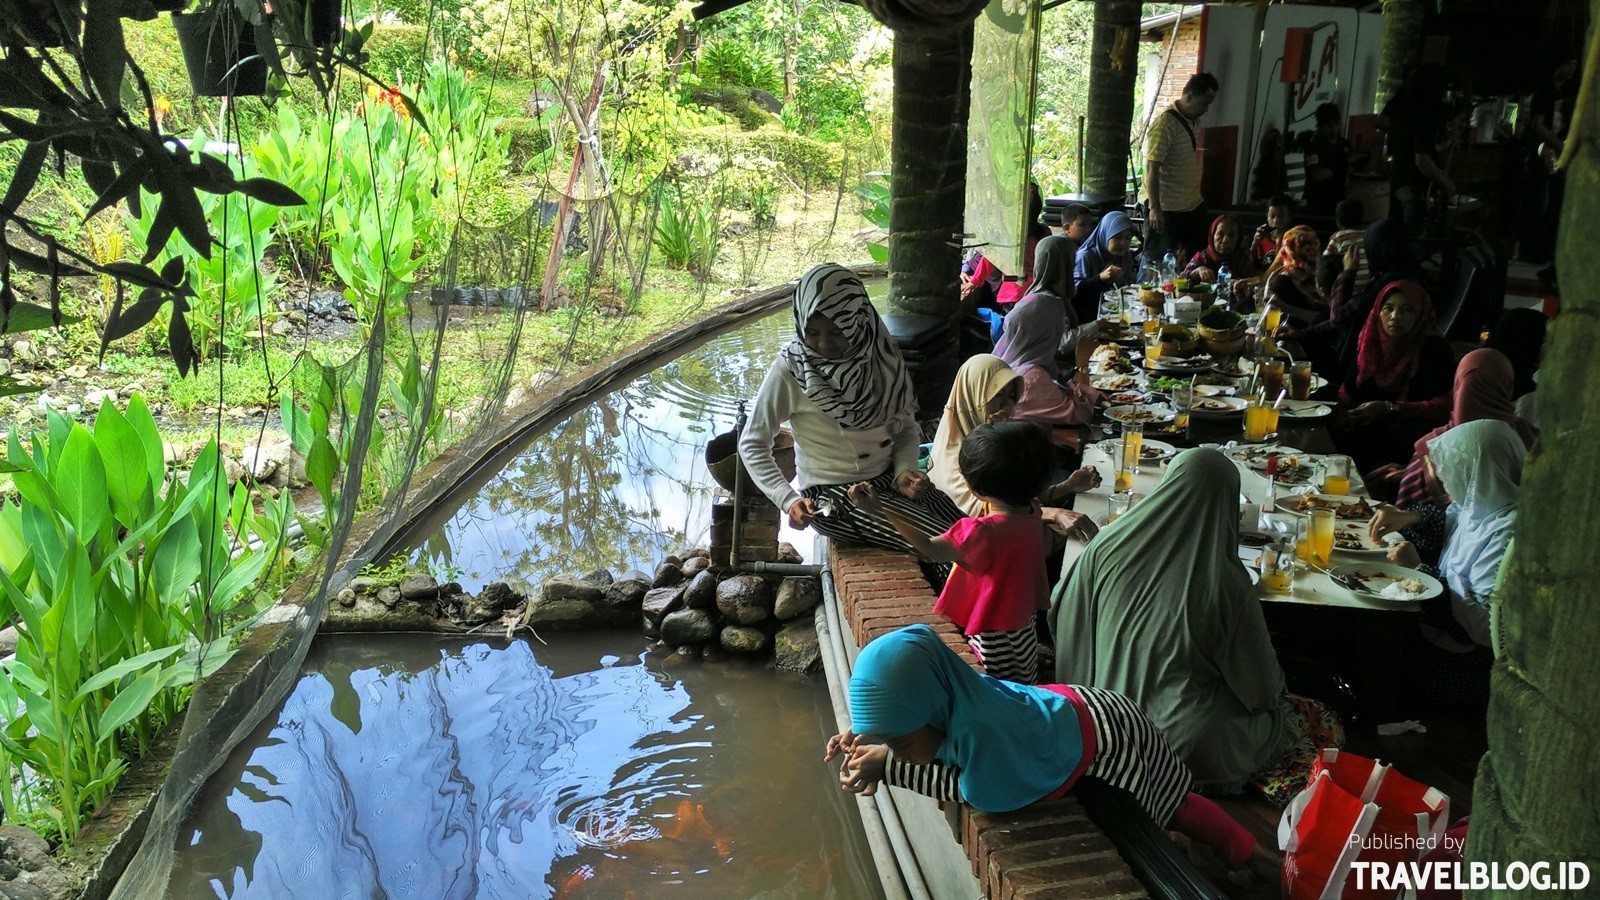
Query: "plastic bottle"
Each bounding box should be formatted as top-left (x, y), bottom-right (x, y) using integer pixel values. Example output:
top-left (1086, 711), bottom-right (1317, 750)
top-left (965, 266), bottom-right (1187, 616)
top-left (1216, 263), bottom-right (1233, 312)
top-left (1162, 251), bottom-right (1178, 283)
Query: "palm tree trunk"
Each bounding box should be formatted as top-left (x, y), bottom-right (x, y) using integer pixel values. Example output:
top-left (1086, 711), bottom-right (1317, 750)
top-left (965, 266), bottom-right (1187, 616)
top-left (1465, 14), bottom-right (1600, 896)
top-left (1376, 0), bottom-right (1423, 110)
top-left (1084, 0), bottom-right (1140, 201)
top-left (886, 26), bottom-right (972, 318)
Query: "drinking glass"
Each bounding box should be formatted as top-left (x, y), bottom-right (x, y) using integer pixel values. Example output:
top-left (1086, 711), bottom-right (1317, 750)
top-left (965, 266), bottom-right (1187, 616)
top-left (1116, 422), bottom-right (1144, 489)
top-left (1321, 456), bottom-right (1352, 496)
top-left (1170, 383), bottom-right (1194, 435)
top-left (1256, 358), bottom-right (1286, 400)
top-left (1243, 395), bottom-right (1280, 442)
top-left (1144, 330), bottom-right (1163, 362)
top-left (1262, 305), bottom-right (1283, 333)
top-left (1260, 537), bottom-right (1297, 594)
top-left (1289, 361), bottom-right (1314, 401)
top-left (1308, 508), bottom-right (1335, 566)
top-left (1106, 491), bottom-right (1133, 523)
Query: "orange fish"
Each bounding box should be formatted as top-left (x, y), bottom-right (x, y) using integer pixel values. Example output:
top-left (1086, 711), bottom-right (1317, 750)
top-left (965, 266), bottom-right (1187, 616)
top-left (553, 864), bottom-right (594, 899)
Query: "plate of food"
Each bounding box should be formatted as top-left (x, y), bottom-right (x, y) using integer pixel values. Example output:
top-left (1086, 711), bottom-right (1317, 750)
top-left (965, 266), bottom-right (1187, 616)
top-left (1091, 372), bottom-right (1142, 391)
top-left (1194, 384), bottom-right (1237, 397)
top-left (1189, 395), bottom-right (1250, 418)
top-left (1212, 358), bottom-right (1252, 378)
top-left (1146, 356), bottom-right (1216, 374)
top-left (1329, 563), bottom-right (1443, 602)
top-left (1227, 444), bottom-right (1306, 470)
top-left (1275, 493), bottom-right (1376, 521)
top-left (1280, 400), bottom-right (1334, 419)
top-left (1269, 454), bottom-right (1319, 485)
top-left (1105, 404), bottom-right (1176, 425)
top-left (1101, 389), bottom-right (1152, 407)
top-left (1089, 343), bottom-right (1137, 375)
top-left (1330, 523), bottom-right (1396, 557)
top-left (1237, 530), bottom-right (1275, 549)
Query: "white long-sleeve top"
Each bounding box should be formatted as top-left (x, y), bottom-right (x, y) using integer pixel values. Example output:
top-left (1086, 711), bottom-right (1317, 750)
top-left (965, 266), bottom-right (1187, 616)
top-left (739, 358), bottom-right (923, 513)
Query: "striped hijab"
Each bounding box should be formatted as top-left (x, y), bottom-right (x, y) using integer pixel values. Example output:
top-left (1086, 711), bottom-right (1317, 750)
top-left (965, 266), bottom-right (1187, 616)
top-left (782, 263), bottom-right (919, 429)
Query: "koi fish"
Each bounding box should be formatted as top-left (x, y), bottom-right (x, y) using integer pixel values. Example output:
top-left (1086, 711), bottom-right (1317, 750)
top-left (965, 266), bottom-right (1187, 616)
top-left (553, 864), bottom-right (594, 899)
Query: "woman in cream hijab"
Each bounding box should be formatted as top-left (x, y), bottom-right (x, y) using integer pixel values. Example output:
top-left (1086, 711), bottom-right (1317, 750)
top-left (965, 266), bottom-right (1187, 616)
top-left (927, 354), bottom-right (1099, 538)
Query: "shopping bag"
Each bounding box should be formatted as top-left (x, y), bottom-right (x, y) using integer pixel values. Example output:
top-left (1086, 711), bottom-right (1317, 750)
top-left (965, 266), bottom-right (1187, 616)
top-left (1281, 749), bottom-right (1450, 900)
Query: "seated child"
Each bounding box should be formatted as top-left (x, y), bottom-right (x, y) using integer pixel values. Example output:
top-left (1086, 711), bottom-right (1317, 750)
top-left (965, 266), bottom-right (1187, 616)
top-left (1324, 198), bottom-right (1369, 288)
top-left (1252, 194), bottom-right (1294, 269)
top-left (848, 420), bottom-right (1053, 684)
top-left (826, 625), bottom-right (1267, 876)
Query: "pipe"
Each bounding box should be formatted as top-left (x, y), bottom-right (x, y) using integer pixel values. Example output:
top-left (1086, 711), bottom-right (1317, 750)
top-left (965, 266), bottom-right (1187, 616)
top-left (743, 560), bottom-right (823, 576)
top-left (731, 401), bottom-right (747, 566)
top-left (816, 534), bottom-right (933, 900)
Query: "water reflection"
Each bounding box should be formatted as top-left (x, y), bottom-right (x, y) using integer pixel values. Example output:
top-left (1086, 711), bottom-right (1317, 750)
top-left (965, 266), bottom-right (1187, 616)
top-left (169, 634), bottom-right (878, 899)
top-left (412, 311), bottom-right (805, 594)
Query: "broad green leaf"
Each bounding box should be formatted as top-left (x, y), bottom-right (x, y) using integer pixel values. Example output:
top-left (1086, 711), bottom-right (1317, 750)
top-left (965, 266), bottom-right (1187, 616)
top-left (74, 645), bottom-right (181, 699)
top-left (305, 434), bottom-right (338, 507)
top-left (125, 394), bottom-right (167, 493)
top-left (150, 515), bottom-right (202, 609)
top-left (161, 637), bottom-right (234, 689)
top-left (17, 686), bottom-right (56, 743)
top-left (0, 459), bottom-right (25, 472)
top-left (206, 550), bottom-right (269, 616)
top-left (96, 668), bottom-right (163, 739)
top-left (93, 401), bottom-right (152, 528)
top-left (56, 425), bottom-right (110, 542)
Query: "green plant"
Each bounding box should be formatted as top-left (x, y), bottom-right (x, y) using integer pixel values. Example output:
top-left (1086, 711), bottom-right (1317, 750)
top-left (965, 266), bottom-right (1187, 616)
top-left (855, 171), bottom-right (890, 264)
top-left (696, 38), bottom-right (783, 96)
top-left (652, 187), bottom-right (721, 279)
top-left (0, 396), bottom-right (293, 843)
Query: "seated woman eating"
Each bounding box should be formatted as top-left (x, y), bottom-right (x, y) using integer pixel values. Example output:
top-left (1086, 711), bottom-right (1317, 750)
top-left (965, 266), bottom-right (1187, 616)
top-left (1051, 449), bottom-right (1343, 804)
top-left (1365, 349), bottom-right (1537, 563)
top-left (1072, 211), bottom-right (1138, 325)
top-left (1183, 214), bottom-right (1258, 287)
top-left (1333, 279), bottom-right (1454, 473)
top-left (1261, 225), bottom-right (1326, 325)
top-left (739, 263), bottom-right (966, 566)
top-left (826, 625), bottom-right (1268, 877)
top-left (1374, 420), bottom-right (1525, 708)
top-left (993, 294), bottom-right (1100, 426)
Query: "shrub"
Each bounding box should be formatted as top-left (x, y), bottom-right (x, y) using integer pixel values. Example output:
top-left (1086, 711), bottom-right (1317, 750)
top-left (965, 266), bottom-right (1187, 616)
top-left (362, 23), bottom-right (431, 85)
top-left (496, 116), bottom-right (554, 173)
top-left (695, 39), bottom-right (783, 96)
top-left (686, 86), bottom-right (774, 131)
top-left (676, 126), bottom-right (843, 188)
top-left (652, 187), bottom-right (720, 278)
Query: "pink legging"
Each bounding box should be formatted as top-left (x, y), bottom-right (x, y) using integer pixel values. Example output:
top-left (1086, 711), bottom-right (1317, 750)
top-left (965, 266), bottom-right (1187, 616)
top-left (1171, 792), bottom-right (1256, 869)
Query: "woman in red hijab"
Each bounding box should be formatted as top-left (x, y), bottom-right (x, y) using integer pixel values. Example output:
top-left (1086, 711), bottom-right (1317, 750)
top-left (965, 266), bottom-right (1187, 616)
top-left (1334, 280), bottom-right (1454, 472)
top-left (1364, 348), bottom-right (1538, 564)
top-left (1182, 215), bottom-right (1257, 283)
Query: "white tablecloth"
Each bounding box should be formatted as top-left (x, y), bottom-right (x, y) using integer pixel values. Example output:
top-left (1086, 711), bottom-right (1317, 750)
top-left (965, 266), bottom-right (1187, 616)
top-left (1062, 442), bottom-right (1420, 613)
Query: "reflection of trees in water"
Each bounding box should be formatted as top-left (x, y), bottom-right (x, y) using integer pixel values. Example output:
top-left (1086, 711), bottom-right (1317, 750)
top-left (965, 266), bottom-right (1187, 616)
top-left (413, 313), bottom-right (792, 589)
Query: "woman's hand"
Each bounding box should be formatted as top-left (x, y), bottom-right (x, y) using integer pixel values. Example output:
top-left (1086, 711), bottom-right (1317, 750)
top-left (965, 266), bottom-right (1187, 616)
top-left (1192, 266), bottom-right (1216, 283)
top-left (1044, 507), bottom-right (1099, 542)
top-left (787, 498), bottom-right (817, 529)
top-left (1099, 264), bottom-right (1123, 283)
top-left (894, 469), bottom-right (928, 499)
top-left (839, 743), bottom-right (888, 797)
top-left (1347, 401), bottom-right (1390, 426)
top-left (847, 482), bottom-right (886, 516)
top-left (1274, 323), bottom-right (1300, 342)
top-left (1387, 540), bottom-right (1422, 569)
top-left (824, 730), bottom-right (862, 763)
top-left (1368, 503), bottom-right (1422, 543)
top-left (1059, 466), bottom-right (1101, 494)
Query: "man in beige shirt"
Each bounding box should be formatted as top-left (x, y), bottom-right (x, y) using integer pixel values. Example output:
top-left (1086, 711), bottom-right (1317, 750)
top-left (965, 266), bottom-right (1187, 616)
top-left (1144, 73), bottom-right (1220, 269)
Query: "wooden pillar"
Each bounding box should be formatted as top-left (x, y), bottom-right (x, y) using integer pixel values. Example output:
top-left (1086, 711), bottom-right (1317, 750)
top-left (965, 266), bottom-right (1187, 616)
top-left (1083, 0), bottom-right (1140, 201)
top-left (887, 26), bottom-right (972, 319)
top-left (1465, 13), bottom-right (1600, 897)
top-left (1376, 0), bottom-right (1424, 110)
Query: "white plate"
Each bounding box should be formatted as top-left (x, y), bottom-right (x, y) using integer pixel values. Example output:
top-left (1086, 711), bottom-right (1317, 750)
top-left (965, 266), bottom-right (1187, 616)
top-left (1189, 396), bottom-right (1249, 418)
top-left (1091, 373), bottom-right (1143, 391)
top-left (1101, 389), bottom-right (1152, 407)
top-left (1227, 444), bottom-right (1306, 470)
top-left (1281, 400), bottom-right (1333, 419)
top-left (1146, 357), bottom-right (1215, 374)
top-left (1329, 563), bottom-right (1443, 602)
top-left (1330, 523), bottom-right (1397, 557)
top-left (1274, 493), bottom-right (1377, 521)
top-left (1194, 384), bottom-right (1236, 397)
top-left (1105, 404), bottom-right (1176, 425)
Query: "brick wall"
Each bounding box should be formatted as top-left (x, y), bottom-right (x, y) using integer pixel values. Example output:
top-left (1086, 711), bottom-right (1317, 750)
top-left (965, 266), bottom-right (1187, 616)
top-left (828, 543), bottom-right (1149, 900)
top-left (1137, 21), bottom-right (1203, 151)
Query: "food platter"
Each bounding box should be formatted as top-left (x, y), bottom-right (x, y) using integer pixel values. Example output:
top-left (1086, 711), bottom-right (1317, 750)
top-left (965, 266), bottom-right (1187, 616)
top-left (1328, 563), bottom-right (1443, 602)
top-left (1227, 444), bottom-right (1306, 470)
top-left (1145, 356), bottom-right (1215, 374)
top-left (1105, 404), bottom-right (1176, 425)
top-left (1275, 493), bottom-right (1377, 521)
top-left (1091, 373), bottom-right (1143, 391)
top-left (1332, 523), bottom-right (1392, 557)
top-left (1189, 396), bottom-right (1249, 418)
top-left (1194, 384), bottom-right (1236, 397)
top-left (1093, 438), bottom-right (1179, 465)
top-left (1101, 389), bottom-right (1152, 407)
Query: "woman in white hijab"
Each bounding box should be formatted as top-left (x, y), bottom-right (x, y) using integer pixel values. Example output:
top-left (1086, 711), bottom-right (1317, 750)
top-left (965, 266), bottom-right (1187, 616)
top-left (741, 263), bottom-right (967, 560)
top-left (1383, 419), bottom-right (1525, 706)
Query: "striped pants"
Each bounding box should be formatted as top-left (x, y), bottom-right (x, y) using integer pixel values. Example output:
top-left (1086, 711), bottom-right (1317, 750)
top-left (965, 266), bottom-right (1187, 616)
top-left (968, 627), bottom-right (1040, 685)
top-left (803, 470), bottom-right (967, 564)
top-left (1075, 686), bottom-right (1194, 827)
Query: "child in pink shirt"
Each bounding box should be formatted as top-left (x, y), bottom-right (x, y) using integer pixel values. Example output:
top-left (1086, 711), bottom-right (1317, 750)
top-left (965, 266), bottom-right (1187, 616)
top-left (849, 420), bottom-right (1051, 683)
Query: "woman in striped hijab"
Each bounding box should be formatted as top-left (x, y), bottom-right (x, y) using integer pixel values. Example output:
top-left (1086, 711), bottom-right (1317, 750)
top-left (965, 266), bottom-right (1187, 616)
top-left (740, 264), bottom-right (966, 565)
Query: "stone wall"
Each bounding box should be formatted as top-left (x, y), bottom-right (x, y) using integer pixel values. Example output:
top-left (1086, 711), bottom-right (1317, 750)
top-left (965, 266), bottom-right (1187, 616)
top-left (827, 543), bottom-right (1149, 900)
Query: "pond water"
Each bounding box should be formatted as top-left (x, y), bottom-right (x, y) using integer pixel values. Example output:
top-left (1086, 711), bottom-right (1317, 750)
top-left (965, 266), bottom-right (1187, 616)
top-left (168, 633), bottom-right (879, 899)
top-left (406, 308), bottom-right (808, 594)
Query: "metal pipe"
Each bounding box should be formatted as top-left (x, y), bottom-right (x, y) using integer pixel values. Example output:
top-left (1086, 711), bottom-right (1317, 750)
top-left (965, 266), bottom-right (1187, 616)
top-left (816, 535), bottom-right (934, 900)
top-left (731, 401), bottom-right (747, 566)
top-left (743, 560), bottom-right (823, 576)
top-left (1078, 114), bottom-right (1087, 194)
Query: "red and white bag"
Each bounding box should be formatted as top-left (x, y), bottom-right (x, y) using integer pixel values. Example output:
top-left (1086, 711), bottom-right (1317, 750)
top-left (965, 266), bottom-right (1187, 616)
top-left (1279, 749), bottom-right (1451, 900)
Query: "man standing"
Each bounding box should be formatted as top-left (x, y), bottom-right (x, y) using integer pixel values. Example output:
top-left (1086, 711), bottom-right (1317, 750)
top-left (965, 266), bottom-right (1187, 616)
top-left (1143, 73), bottom-right (1219, 268)
top-left (1519, 58), bottom-right (1579, 264)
